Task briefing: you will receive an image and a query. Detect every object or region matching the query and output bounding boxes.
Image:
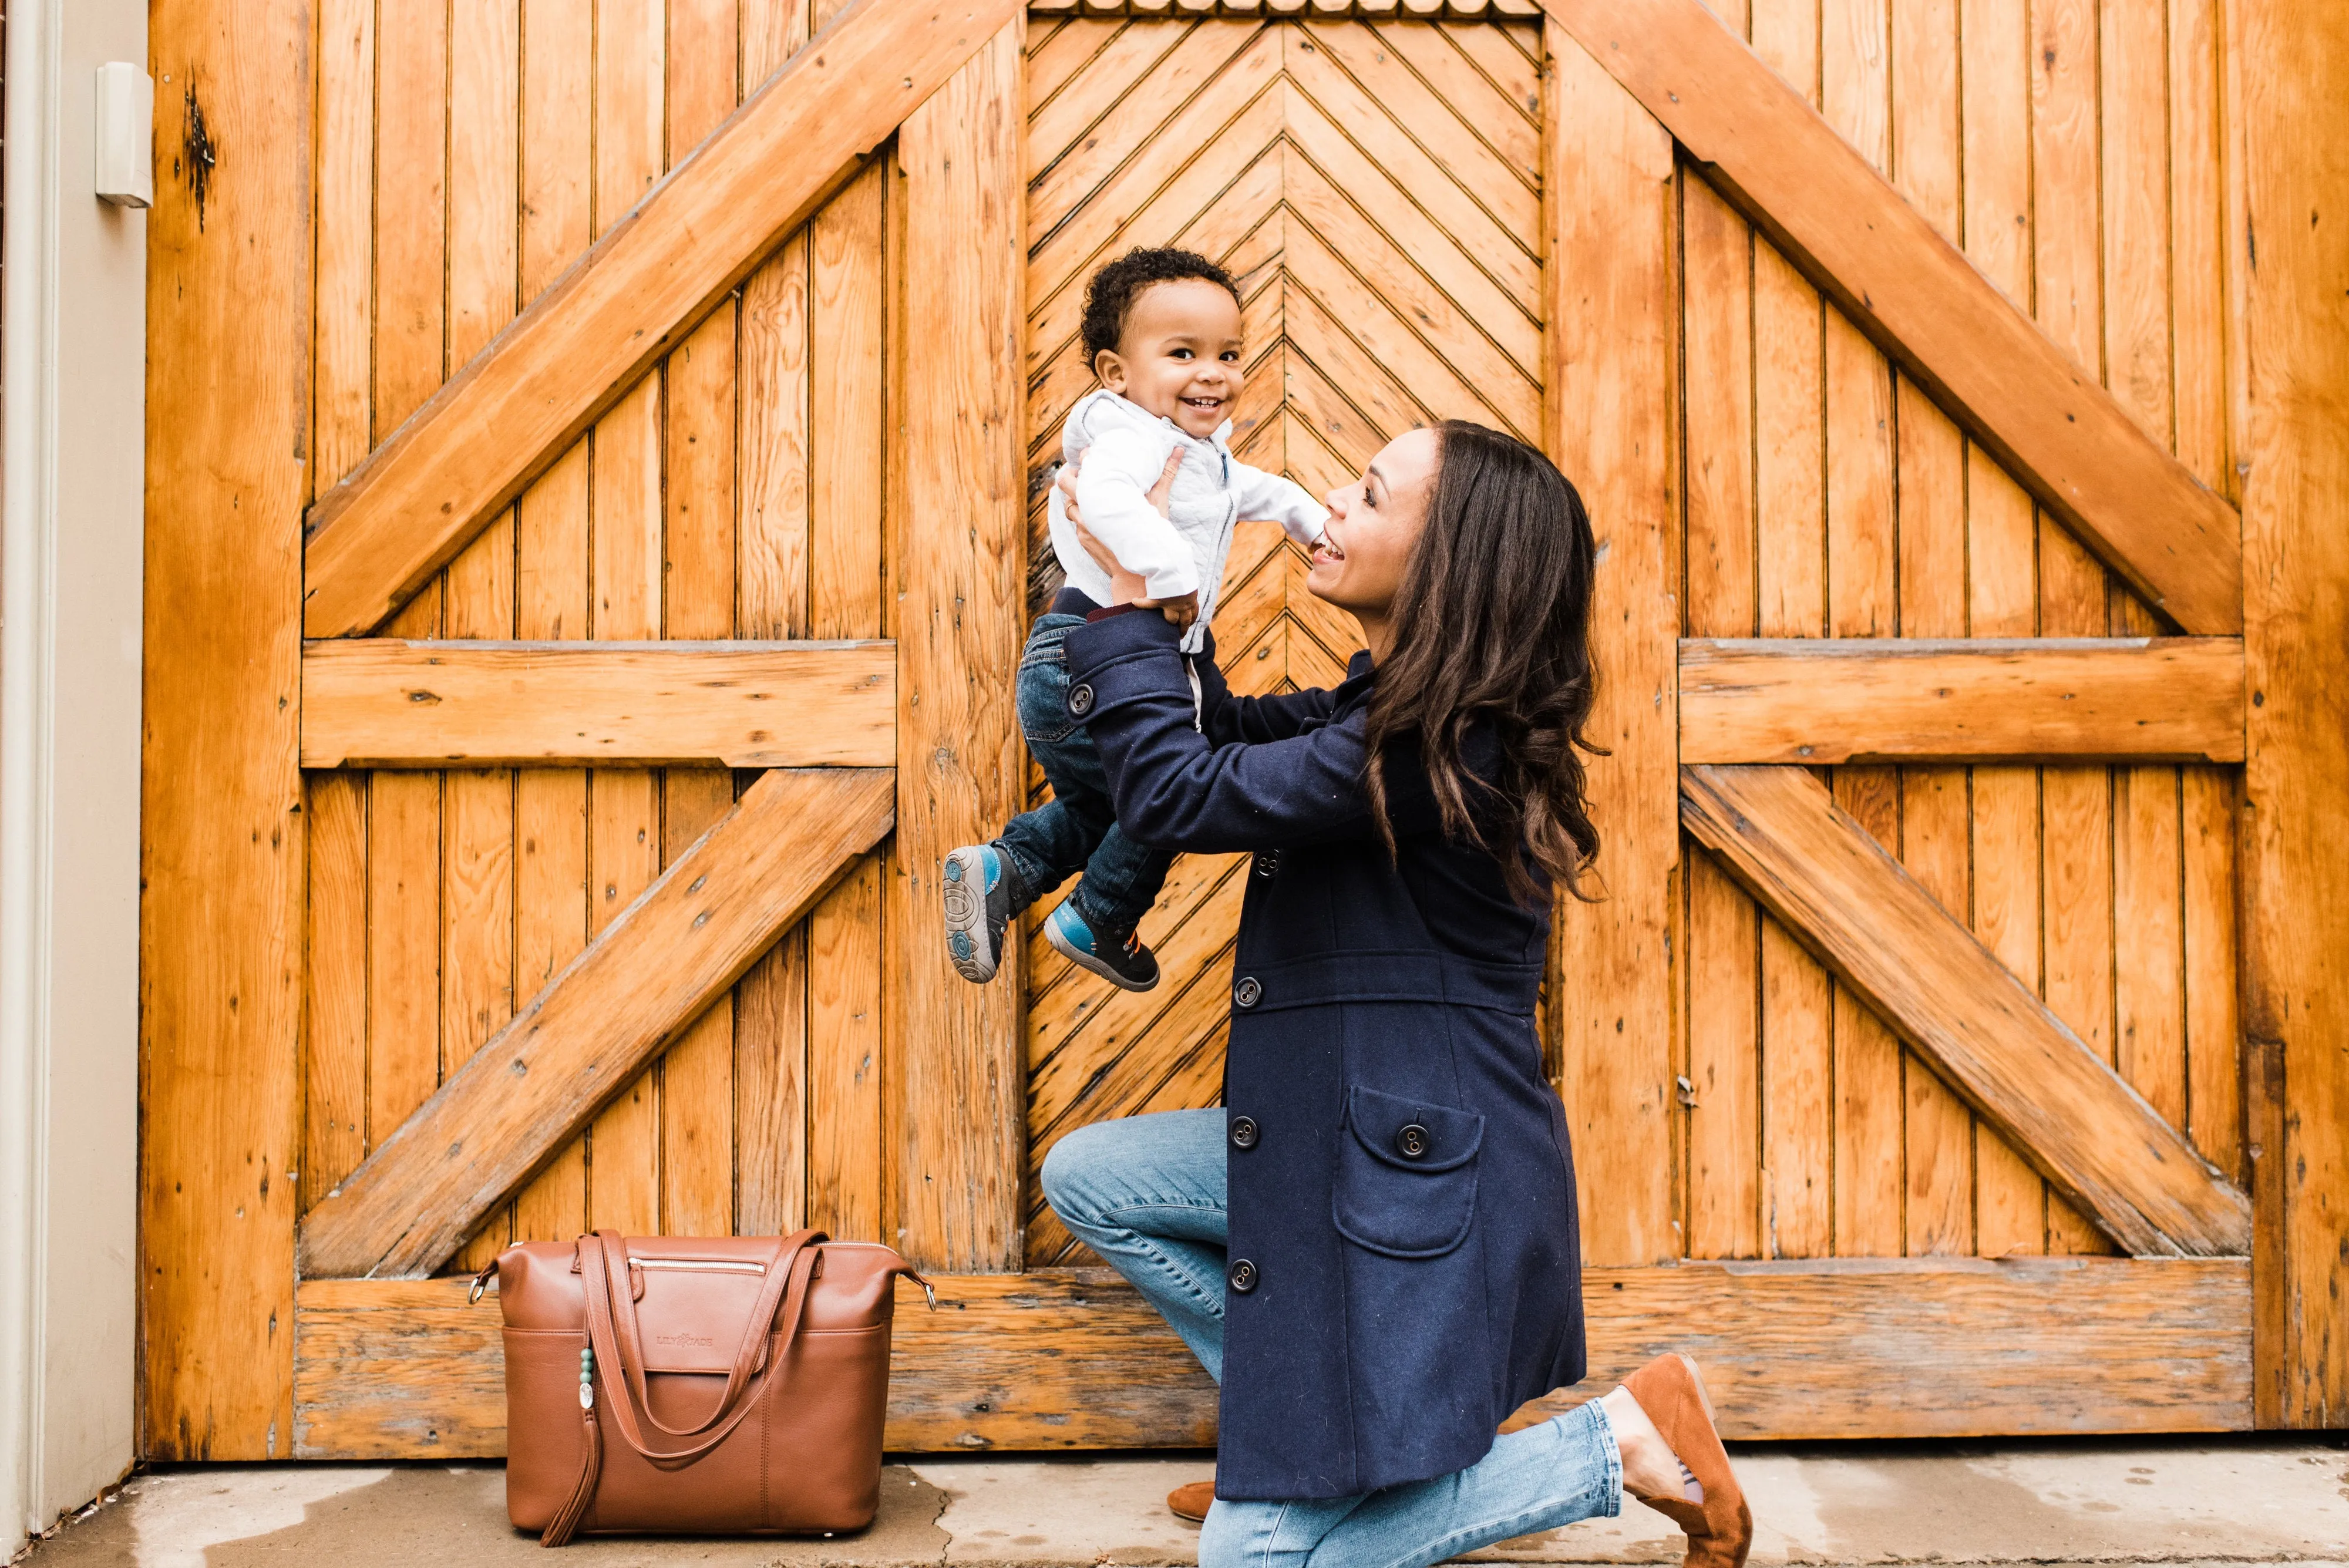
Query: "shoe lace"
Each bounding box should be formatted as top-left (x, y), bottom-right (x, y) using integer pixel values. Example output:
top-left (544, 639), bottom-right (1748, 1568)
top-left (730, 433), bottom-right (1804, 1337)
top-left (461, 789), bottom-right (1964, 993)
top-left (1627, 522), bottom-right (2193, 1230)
top-left (1122, 930), bottom-right (1143, 960)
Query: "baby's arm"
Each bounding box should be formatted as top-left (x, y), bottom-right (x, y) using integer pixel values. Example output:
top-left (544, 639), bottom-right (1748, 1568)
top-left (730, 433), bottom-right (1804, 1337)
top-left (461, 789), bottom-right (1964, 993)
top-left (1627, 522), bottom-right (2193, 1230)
top-left (1228, 462), bottom-right (1330, 548)
top-left (1072, 429), bottom-right (1201, 601)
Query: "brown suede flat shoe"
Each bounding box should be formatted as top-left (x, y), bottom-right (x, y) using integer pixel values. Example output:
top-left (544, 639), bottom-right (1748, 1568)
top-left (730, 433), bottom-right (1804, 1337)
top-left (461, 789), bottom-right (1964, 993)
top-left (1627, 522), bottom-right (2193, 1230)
top-left (1167, 1480), bottom-right (1215, 1523)
top-left (1619, 1354), bottom-right (1752, 1568)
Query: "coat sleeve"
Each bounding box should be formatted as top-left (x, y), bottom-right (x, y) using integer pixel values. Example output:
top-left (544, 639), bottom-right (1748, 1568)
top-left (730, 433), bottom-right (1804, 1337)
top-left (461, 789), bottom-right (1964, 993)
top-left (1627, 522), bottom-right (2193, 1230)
top-left (1190, 630), bottom-right (1340, 745)
top-left (1065, 611), bottom-right (1444, 854)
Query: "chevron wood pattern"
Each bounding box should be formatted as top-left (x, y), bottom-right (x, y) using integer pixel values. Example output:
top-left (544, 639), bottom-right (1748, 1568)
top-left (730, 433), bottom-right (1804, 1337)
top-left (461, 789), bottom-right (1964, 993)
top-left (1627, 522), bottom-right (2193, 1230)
top-left (1019, 15), bottom-right (1544, 1261)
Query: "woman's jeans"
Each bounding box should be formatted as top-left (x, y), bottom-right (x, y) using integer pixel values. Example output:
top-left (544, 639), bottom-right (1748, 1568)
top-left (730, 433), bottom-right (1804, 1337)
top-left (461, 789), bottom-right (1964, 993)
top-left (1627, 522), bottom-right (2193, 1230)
top-left (997, 612), bottom-right (1174, 937)
top-left (1040, 1110), bottom-right (1623, 1568)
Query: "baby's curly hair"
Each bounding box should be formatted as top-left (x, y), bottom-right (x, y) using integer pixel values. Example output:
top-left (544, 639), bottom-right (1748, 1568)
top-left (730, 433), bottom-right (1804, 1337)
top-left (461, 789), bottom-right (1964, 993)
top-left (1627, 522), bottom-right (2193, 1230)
top-left (1079, 247), bottom-right (1242, 368)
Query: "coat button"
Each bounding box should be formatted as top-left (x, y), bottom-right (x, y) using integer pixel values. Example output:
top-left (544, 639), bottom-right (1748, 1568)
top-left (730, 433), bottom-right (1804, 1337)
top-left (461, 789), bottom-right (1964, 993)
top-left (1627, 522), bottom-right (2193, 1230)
top-left (1233, 976), bottom-right (1261, 1009)
top-left (1228, 1259), bottom-right (1259, 1294)
top-left (1229, 1115), bottom-right (1260, 1150)
top-left (1396, 1123), bottom-right (1431, 1159)
top-left (1068, 682), bottom-right (1095, 717)
top-left (1253, 851), bottom-right (1280, 879)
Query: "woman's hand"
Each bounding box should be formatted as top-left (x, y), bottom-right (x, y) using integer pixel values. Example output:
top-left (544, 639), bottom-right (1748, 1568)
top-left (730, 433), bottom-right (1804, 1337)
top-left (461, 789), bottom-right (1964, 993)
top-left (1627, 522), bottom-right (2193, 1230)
top-left (1063, 449), bottom-right (1196, 628)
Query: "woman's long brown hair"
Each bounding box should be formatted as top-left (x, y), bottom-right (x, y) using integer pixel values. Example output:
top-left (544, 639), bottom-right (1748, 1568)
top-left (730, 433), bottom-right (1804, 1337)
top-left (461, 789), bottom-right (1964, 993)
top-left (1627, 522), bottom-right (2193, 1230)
top-left (1361, 420), bottom-right (1604, 904)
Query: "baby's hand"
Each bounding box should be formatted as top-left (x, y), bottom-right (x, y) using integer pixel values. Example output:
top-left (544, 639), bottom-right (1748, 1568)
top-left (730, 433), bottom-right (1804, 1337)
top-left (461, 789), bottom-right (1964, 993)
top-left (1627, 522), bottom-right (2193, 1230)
top-left (1157, 591), bottom-right (1200, 631)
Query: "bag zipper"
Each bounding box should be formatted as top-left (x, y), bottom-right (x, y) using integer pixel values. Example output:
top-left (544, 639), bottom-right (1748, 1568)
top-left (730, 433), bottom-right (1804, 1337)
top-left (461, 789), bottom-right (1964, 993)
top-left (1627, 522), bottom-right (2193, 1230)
top-left (630, 1258), bottom-right (765, 1275)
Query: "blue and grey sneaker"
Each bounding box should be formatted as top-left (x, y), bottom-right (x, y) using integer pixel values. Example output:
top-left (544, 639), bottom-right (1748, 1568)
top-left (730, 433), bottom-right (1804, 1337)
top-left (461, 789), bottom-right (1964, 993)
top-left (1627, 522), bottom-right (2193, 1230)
top-left (1043, 900), bottom-right (1161, 993)
top-left (942, 844), bottom-right (1019, 984)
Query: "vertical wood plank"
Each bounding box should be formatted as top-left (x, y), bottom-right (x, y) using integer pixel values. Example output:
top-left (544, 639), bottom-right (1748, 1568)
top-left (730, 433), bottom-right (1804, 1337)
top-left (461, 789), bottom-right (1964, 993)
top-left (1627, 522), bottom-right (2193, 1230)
top-left (509, 0), bottom-right (597, 1245)
top-left (807, 153), bottom-right (893, 1244)
top-left (364, 0), bottom-right (451, 1212)
top-left (1829, 769), bottom-right (1903, 1257)
top-left (1960, 0), bottom-right (2048, 1257)
top-left (1821, 0), bottom-right (1903, 1259)
top-left (2168, 0), bottom-right (2239, 1246)
top-left (2031, 0), bottom-right (2119, 1257)
top-left (2168, 0), bottom-right (2229, 497)
top-left (893, 21), bottom-right (1029, 1270)
top-left (660, 770), bottom-right (740, 1237)
top-left (736, 915), bottom-right (812, 1236)
top-left (443, 0), bottom-right (523, 1270)
top-left (1546, 22), bottom-right (1679, 1266)
top-left (304, 776), bottom-right (369, 1216)
top-left (314, 0), bottom-right (374, 492)
top-left (809, 861), bottom-right (886, 1240)
top-left (812, 167), bottom-right (891, 638)
top-left (733, 0), bottom-right (818, 1241)
top-left (1746, 0), bottom-right (1835, 1262)
top-left (2239, 0), bottom-right (2349, 1426)
top-left (583, 0), bottom-right (667, 1237)
top-left (740, 235), bottom-right (814, 641)
top-left (802, 156), bottom-right (893, 1244)
top-left (304, 0), bottom-right (376, 1235)
top-left (1680, 172), bottom-right (1759, 1261)
top-left (2182, 769), bottom-right (2242, 1183)
top-left (658, 0), bottom-right (742, 1237)
top-left (2098, 0), bottom-right (2192, 1202)
top-left (142, 0), bottom-right (309, 1458)
top-left (1890, 0), bottom-right (1973, 1258)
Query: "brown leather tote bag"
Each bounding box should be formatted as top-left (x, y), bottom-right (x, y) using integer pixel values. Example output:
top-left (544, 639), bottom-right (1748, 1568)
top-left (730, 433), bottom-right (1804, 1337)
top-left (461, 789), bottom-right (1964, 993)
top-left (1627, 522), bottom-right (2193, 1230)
top-left (483, 1229), bottom-right (931, 1546)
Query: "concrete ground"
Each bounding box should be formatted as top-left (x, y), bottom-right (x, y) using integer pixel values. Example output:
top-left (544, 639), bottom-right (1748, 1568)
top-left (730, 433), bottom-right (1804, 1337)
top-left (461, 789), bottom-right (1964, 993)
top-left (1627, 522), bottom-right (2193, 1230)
top-left (15, 1439), bottom-right (2348, 1567)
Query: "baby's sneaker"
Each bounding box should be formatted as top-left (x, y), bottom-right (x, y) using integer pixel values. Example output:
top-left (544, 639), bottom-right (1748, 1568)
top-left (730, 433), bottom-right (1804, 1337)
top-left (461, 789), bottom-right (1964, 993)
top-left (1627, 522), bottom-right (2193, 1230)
top-left (942, 844), bottom-right (1018, 984)
top-left (1044, 901), bottom-right (1161, 993)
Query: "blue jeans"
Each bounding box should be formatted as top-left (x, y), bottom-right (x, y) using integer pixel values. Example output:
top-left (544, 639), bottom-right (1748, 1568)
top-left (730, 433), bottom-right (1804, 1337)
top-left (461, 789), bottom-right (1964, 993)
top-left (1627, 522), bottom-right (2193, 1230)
top-left (997, 612), bottom-right (1174, 937)
top-left (1040, 1111), bottom-right (1623, 1568)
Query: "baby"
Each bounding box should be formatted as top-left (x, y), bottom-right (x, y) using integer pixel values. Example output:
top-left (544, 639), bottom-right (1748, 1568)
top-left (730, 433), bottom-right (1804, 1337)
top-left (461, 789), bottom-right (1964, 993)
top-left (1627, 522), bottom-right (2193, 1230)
top-left (942, 247), bottom-right (1328, 993)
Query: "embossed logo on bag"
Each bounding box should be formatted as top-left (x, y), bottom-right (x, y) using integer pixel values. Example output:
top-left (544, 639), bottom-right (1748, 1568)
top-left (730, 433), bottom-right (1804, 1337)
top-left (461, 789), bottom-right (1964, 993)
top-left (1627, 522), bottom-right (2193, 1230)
top-left (655, 1333), bottom-right (716, 1348)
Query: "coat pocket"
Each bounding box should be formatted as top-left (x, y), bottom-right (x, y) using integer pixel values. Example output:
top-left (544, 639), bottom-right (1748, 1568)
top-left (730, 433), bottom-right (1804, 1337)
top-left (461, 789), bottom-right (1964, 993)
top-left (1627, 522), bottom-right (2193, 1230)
top-left (1332, 1084), bottom-right (1484, 1260)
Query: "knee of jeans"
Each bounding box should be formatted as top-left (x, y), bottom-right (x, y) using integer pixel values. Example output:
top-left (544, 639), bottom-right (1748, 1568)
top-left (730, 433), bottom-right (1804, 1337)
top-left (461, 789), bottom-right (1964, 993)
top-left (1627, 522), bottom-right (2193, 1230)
top-left (1039, 1121), bottom-right (1117, 1228)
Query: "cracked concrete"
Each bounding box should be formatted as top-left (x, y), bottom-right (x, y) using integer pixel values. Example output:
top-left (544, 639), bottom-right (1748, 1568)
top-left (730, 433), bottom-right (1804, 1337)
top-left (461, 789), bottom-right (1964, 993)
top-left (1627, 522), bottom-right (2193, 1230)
top-left (15, 1441), bottom-right (2349, 1567)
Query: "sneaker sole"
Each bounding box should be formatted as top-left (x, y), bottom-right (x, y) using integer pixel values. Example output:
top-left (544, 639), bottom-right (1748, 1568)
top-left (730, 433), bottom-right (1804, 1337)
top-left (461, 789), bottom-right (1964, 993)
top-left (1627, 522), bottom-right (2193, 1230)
top-left (941, 847), bottom-right (1000, 984)
top-left (1043, 913), bottom-right (1159, 993)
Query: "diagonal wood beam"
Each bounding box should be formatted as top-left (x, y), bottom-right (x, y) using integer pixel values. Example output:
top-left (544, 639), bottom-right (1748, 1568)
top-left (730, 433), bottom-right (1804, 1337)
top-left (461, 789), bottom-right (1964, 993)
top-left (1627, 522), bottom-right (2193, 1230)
top-left (299, 0), bottom-right (1018, 640)
top-left (297, 768), bottom-right (896, 1278)
top-left (1678, 637), bottom-right (2246, 765)
top-left (1680, 764), bottom-right (2252, 1259)
top-left (1542, 0), bottom-right (2243, 635)
top-left (299, 640), bottom-right (896, 768)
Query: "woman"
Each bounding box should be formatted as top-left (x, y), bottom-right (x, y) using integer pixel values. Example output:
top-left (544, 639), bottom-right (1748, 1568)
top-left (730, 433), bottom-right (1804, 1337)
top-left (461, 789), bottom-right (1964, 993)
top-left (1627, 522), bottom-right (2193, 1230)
top-left (1041, 421), bottom-right (1752, 1568)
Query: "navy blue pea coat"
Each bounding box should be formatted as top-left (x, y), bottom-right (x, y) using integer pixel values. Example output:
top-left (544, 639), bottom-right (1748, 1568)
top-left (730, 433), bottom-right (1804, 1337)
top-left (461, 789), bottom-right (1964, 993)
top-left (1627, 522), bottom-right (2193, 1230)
top-left (1061, 608), bottom-right (1587, 1503)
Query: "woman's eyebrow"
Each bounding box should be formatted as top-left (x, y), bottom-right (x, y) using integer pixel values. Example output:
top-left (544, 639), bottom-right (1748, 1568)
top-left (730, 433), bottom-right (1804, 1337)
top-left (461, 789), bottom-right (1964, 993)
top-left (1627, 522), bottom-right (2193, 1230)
top-left (1365, 463), bottom-right (1386, 492)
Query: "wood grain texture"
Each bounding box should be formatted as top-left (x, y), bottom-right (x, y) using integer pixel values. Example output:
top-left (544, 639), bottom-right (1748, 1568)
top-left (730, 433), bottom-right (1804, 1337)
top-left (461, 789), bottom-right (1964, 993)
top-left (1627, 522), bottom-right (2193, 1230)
top-left (1679, 638), bottom-right (2247, 763)
top-left (893, 22), bottom-right (1028, 1272)
top-left (290, 1254), bottom-right (2249, 1457)
top-left (1546, 22), bottom-right (1679, 1266)
top-left (300, 641), bottom-right (895, 768)
top-left (301, 0), bottom-right (1021, 640)
top-left (1537, 0), bottom-right (2243, 635)
top-left (1680, 764), bottom-right (2251, 1258)
top-left (2238, 0), bottom-right (2349, 1427)
top-left (141, 0), bottom-right (310, 1459)
top-left (298, 770), bottom-right (896, 1279)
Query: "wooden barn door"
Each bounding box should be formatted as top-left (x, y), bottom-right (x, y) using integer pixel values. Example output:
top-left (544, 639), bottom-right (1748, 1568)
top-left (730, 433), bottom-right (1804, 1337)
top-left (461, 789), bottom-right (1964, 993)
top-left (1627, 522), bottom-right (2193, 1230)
top-left (144, 0), bottom-right (2326, 1467)
top-left (1012, 0), bottom-right (2260, 1442)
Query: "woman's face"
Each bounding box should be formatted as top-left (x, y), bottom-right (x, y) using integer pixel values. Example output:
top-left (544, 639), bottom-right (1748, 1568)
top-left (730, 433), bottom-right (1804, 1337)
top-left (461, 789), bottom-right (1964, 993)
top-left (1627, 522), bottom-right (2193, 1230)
top-left (1307, 426), bottom-right (1438, 621)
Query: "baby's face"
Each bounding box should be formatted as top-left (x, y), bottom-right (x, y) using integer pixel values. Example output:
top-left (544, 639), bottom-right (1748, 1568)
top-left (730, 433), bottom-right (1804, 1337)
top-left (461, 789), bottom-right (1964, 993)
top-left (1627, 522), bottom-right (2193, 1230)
top-left (1095, 277), bottom-right (1246, 440)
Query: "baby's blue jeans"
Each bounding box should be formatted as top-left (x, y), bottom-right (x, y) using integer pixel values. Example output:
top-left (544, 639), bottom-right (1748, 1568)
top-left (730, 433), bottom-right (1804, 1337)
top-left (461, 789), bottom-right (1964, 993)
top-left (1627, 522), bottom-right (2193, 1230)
top-left (996, 611), bottom-right (1173, 937)
top-left (1040, 1109), bottom-right (1625, 1568)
